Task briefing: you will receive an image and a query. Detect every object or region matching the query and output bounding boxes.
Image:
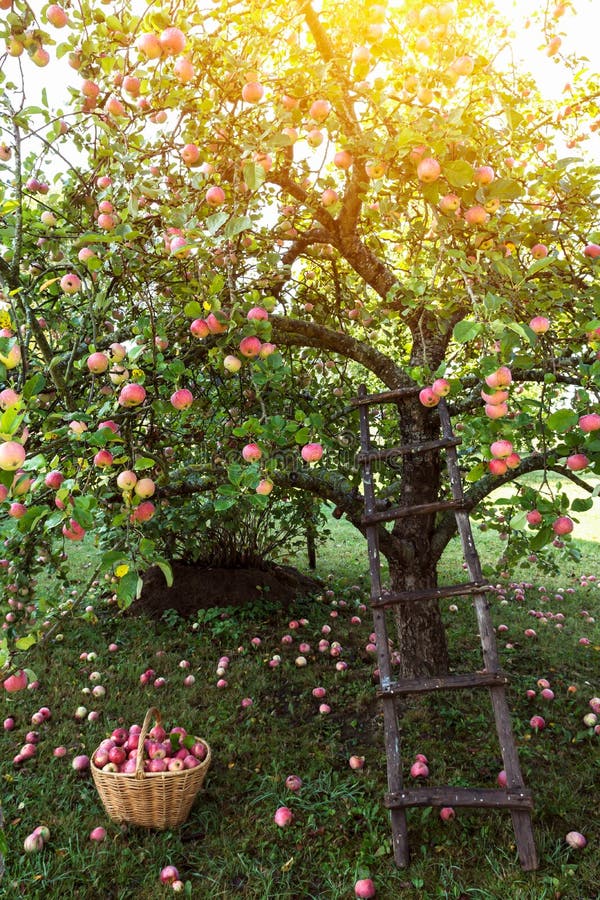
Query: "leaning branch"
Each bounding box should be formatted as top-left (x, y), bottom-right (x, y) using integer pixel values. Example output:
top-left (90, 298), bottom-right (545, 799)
top-left (431, 453), bottom-right (595, 562)
top-left (270, 314), bottom-right (411, 388)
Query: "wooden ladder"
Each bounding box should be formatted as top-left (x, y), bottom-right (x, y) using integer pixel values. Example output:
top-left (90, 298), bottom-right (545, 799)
top-left (352, 384), bottom-right (538, 871)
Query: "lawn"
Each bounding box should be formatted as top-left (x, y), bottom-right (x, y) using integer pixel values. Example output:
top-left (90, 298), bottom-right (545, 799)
top-left (1, 494), bottom-right (599, 898)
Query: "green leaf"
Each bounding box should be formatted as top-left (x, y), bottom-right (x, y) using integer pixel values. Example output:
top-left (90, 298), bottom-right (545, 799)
top-left (116, 571), bottom-right (143, 609)
top-left (23, 373), bottom-right (46, 399)
top-left (453, 320), bottom-right (482, 343)
top-left (546, 409), bottom-right (578, 433)
top-left (530, 525), bottom-right (553, 551)
top-left (209, 274), bottom-right (225, 295)
top-left (506, 322), bottom-right (535, 346)
top-left (486, 178), bottom-right (523, 200)
top-left (184, 301), bottom-right (203, 318)
top-left (17, 506), bottom-right (48, 533)
top-left (571, 497), bottom-right (593, 512)
top-left (243, 162), bottom-right (266, 191)
top-left (224, 216), bottom-right (252, 239)
top-left (134, 457), bottom-right (155, 470)
top-left (466, 462), bottom-right (485, 483)
top-left (443, 160), bottom-right (474, 188)
top-left (100, 550), bottom-right (129, 572)
top-left (510, 511), bottom-right (529, 531)
top-left (156, 560), bottom-right (173, 588)
top-left (15, 634), bottom-right (37, 650)
top-left (525, 257), bottom-right (553, 278)
top-left (206, 212), bottom-right (228, 234)
top-left (483, 292), bottom-right (503, 313)
top-left (217, 483), bottom-right (239, 496)
top-left (214, 497), bottom-right (237, 511)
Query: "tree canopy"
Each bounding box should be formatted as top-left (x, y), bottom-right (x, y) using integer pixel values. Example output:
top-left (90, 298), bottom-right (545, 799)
top-left (0, 0), bottom-right (599, 675)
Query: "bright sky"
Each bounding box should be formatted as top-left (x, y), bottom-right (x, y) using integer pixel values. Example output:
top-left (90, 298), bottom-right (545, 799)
top-left (494, 0), bottom-right (599, 98)
top-left (4, 0), bottom-right (599, 163)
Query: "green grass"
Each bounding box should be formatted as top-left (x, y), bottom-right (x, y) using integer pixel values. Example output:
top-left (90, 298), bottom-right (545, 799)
top-left (1, 505), bottom-right (599, 899)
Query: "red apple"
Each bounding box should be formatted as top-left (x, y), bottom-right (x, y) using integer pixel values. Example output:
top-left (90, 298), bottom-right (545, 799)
top-left (531, 244), bottom-right (548, 259)
top-left (206, 313), bottom-right (228, 334)
top-left (419, 387), bottom-right (439, 407)
top-left (274, 806), bottom-right (293, 827)
top-left (301, 443), bottom-right (323, 462)
top-left (0, 441), bottom-right (26, 471)
top-left (417, 157), bottom-right (441, 183)
top-left (205, 186), bottom-right (225, 207)
top-left (355, 879), bottom-right (376, 899)
top-left (474, 165), bottom-right (494, 185)
top-left (242, 82), bottom-right (264, 103)
top-left (170, 389), bottom-right (193, 410)
top-left (333, 150), bottom-right (353, 169)
top-left (439, 193), bottom-right (460, 214)
top-left (239, 336), bottom-right (262, 358)
top-left (181, 143), bottom-right (200, 166)
top-left (309, 99), bottom-right (331, 121)
top-left (136, 33), bottom-right (162, 59)
top-left (190, 319), bottom-right (210, 338)
top-left (354, 878), bottom-right (376, 900)
top-left (490, 440), bottom-right (513, 459)
top-left (3, 670), bottom-right (28, 692)
top-left (117, 470), bottom-right (137, 491)
top-left (159, 27), bottom-right (185, 55)
top-left (135, 478), bottom-right (155, 498)
top-left (60, 273), bottom-right (81, 294)
top-left (566, 453), bottom-right (588, 471)
top-left (579, 413), bottom-right (600, 433)
top-left (242, 443), bottom-right (262, 462)
top-left (529, 316), bottom-right (550, 334)
top-left (93, 449), bottom-right (114, 467)
top-left (464, 205), bottom-right (489, 226)
top-left (552, 516), bottom-right (573, 535)
top-left (118, 383), bottom-right (146, 407)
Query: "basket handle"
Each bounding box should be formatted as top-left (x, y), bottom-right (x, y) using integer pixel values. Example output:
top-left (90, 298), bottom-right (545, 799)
top-left (135, 706), bottom-right (161, 780)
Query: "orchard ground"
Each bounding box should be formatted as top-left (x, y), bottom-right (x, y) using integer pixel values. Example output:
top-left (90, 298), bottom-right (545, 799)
top-left (1, 481), bottom-right (599, 899)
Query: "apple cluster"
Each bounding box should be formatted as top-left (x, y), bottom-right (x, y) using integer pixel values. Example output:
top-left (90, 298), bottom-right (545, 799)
top-left (91, 722), bottom-right (207, 775)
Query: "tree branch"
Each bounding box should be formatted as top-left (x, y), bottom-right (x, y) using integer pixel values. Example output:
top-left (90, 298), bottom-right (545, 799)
top-left (431, 453), bottom-right (595, 562)
top-left (270, 314), bottom-right (411, 387)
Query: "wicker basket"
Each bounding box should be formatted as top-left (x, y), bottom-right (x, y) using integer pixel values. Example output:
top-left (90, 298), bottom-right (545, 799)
top-left (91, 706), bottom-right (211, 829)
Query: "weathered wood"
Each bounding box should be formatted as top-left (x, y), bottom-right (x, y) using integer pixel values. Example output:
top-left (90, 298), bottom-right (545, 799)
top-left (361, 498), bottom-right (465, 525)
top-left (356, 436), bottom-right (461, 465)
top-left (379, 671), bottom-right (509, 697)
top-left (351, 385), bottom-right (422, 406)
top-left (371, 580), bottom-right (491, 609)
top-left (354, 390), bottom-right (538, 872)
top-left (358, 385), bottom-right (408, 866)
top-left (385, 787), bottom-right (533, 810)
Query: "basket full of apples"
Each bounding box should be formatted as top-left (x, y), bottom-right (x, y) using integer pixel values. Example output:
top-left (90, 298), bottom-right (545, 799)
top-left (90, 706), bottom-right (211, 829)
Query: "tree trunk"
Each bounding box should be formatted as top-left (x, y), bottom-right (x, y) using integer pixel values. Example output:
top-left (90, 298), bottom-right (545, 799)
top-left (378, 398), bottom-right (450, 679)
top-left (386, 546), bottom-right (449, 679)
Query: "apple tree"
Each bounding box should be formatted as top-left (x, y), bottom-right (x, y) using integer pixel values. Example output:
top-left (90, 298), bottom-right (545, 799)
top-left (1, 0), bottom-right (599, 679)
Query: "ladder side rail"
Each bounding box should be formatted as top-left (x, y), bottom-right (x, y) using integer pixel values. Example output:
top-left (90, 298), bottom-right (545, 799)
top-left (357, 385), bottom-right (409, 867)
top-left (438, 400), bottom-right (501, 670)
top-left (438, 400), bottom-right (538, 871)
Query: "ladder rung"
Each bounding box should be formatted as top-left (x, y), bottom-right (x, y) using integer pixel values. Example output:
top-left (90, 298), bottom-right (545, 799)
top-left (362, 499), bottom-right (466, 525)
top-left (372, 581), bottom-right (491, 608)
top-left (384, 786), bottom-right (533, 811)
top-left (378, 671), bottom-right (509, 697)
top-left (351, 386), bottom-right (422, 406)
top-left (357, 437), bottom-right (461, 465)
